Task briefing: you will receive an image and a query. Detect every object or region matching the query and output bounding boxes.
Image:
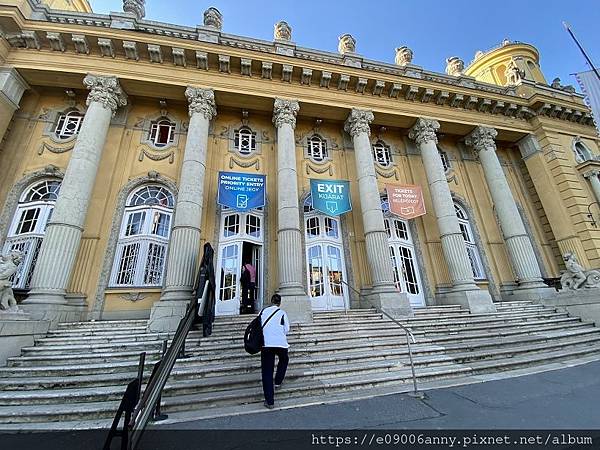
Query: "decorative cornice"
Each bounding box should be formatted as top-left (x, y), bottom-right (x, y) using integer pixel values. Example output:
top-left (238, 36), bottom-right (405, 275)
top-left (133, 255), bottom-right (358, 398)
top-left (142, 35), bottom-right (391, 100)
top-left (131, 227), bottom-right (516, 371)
top-left (273, 98), bottom-right (299, 129)
top-left (83, 74), bottom-right (127, 114)
top-left (344, 108), bottom-right (374, 137)
top-left (185, 87), bottom-right (217, 119)
top-left (408, 118), bottom-right (440, 146)
top-left (464, 126), bottom-right (498, 153)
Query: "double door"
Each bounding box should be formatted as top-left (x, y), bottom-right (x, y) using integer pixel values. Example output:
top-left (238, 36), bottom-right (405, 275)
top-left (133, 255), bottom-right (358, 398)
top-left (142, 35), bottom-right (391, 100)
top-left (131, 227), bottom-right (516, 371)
top-left (306, 242), bottom-right (347, 311)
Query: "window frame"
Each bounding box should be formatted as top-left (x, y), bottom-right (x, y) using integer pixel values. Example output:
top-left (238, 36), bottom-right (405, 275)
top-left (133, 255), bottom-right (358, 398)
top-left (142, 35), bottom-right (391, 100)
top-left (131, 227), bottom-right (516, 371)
top-left (148, 118), bottom-right (176, 148)
top-left (307, 134), bottom-right (329, 163)
top-left (109, 185), bottom-right (175, 288)
top-left (454, 202), bottom-right (486, 280)
top-left (234, 126), bottom-right (257, 156)
top-left (54, 110), bottom-right (84, 140)
top-left (372, 140), bottom-right (392, 168)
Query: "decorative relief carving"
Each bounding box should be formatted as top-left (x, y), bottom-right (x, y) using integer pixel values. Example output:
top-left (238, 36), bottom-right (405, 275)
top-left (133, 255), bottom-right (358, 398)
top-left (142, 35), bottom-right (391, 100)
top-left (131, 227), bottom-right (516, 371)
top-left (138, 146), bottom-right (175, 163)
top-left (38, 141), bottom-right (75, 155)
top-left (84, 74), bottom-right (128, 114)
top-left (123, 0), bottom-right (146, 20)
top-left (306, 162), bottom-right (333, 176)
top-left (408, 118), bottom-right (440, 146)
top-left (229, 156), bottom-right (260, 170)
top-left (273, 98), bottom-right (300, 129)
top-left (344, 109), bottom-right (374, 137)
top-left (119, 292), bottom-right (148, 302)
top-left (374, 166), bottom-right (399, 180)
top-left (185, 87), bottom-right (216, 119)
top-left (464, 126), bottom-right (498, 153)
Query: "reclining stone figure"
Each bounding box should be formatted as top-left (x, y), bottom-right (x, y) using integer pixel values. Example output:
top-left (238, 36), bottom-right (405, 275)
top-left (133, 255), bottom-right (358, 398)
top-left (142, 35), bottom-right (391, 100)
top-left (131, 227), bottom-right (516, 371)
top-left (560, 252), bottom-right (600, 290)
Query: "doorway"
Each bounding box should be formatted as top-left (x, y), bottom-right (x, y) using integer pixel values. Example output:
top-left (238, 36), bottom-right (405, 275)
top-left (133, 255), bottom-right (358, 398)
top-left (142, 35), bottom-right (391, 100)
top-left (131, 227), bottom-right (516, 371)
top-left (215, 207), bottom-right (264, 316)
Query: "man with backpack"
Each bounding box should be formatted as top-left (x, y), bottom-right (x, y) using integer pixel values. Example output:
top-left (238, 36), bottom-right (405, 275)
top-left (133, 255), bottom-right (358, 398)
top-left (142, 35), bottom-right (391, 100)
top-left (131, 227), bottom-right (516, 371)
top-left (260, 293), bottom-right (290, 409)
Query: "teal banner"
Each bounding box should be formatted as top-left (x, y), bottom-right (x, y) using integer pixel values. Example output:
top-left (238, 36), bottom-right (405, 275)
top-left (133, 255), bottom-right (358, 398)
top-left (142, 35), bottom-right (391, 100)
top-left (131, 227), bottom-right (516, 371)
top-left (309, 179), bottom-right (352, 216)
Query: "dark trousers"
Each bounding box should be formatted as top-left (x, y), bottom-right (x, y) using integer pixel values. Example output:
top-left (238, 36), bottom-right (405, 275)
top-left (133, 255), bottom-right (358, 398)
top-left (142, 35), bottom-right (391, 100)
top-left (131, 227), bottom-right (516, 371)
top-left (260, 347), bottom-right (289, 406)
top-left (241, 282), bottom-right (256, 314)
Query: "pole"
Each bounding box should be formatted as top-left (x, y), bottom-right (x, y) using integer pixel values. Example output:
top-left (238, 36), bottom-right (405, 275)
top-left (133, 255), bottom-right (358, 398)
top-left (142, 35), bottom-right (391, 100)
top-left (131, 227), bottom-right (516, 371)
top-left (563, 22), bottom-right (600, 82)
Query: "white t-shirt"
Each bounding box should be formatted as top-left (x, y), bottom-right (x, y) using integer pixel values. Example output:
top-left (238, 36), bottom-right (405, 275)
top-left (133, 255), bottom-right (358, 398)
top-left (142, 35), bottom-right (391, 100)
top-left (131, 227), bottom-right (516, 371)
top-left (260, 305), bottom-right (290, 349)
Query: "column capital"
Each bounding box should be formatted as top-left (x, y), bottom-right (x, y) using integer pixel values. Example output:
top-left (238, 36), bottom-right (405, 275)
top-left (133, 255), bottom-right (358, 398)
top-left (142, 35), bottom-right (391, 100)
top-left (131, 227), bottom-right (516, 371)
top-left (83, 74), bottom-right (128, 114)
top-left (185, 87), bottom-right (217, 119)
top-left (344, 108), bottom-right (374, 137)
top-left (583, 169), bottom-right (600, 179)
top-left (408, 118), bottom-right (440, 145)
top-left (273, 98), bottom-right (300, 129)
top-left (464, 126), bottom-right (498, 153)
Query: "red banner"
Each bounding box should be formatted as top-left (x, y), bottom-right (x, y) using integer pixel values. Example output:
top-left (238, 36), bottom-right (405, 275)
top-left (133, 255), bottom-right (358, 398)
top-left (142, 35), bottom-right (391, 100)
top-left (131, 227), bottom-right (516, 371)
top-left (386, 184), bottom-right (426, 219)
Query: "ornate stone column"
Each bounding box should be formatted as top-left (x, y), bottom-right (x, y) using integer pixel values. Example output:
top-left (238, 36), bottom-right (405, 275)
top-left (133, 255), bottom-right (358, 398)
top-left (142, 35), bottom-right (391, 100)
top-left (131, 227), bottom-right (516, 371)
top-left (465, 126), bottom-right (549, 299)
top-left (583, 169), bottom-right (600, 206)
top-left (22, 75), bottom-right (127, 324)
top-left (272, 99), bottom-right (312, 323)
top-left (408, 118), bottom-right (495, 313)
top-left (147, 87), bottom-right (216, 332)
top-left (345, 109), bottom-right (412, 317)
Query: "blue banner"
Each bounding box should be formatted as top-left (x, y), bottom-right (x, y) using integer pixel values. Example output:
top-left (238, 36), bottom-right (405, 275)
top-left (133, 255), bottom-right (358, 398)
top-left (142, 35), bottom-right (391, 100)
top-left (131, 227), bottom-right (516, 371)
top-left (218, 171), bottom-right (266, 211)
top-left (310, 179), bottom-right (352, 216)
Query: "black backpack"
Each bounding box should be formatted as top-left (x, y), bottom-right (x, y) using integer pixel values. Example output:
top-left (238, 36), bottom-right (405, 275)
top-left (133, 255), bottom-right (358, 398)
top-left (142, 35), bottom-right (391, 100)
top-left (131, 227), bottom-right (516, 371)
top-left (244, 308), bottom-right (280, 355)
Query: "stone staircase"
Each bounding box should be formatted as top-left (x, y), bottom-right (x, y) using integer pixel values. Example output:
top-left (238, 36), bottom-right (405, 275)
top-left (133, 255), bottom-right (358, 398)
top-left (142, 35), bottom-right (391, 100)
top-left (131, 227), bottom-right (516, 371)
top-left (1, 300), bottom-right (600, 428)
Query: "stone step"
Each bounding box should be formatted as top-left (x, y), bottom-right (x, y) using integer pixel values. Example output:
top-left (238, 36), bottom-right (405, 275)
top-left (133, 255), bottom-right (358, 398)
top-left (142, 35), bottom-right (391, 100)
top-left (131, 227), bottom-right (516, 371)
top-left (8, 325), bottom-right (600, 370)
top-left (34, 332), bottom-right (171, 346)
top-left (55, 319), bottom-right (148, 329)
top-left (45, 327), bottom-right (150, 337)
top-left (3, 327), bottom-right (599, 386)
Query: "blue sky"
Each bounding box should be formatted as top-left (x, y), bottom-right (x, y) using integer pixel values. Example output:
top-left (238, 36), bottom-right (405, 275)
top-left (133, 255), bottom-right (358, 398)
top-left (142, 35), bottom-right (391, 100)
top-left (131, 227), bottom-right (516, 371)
top-left (89, 0), bottom-right (599, 91)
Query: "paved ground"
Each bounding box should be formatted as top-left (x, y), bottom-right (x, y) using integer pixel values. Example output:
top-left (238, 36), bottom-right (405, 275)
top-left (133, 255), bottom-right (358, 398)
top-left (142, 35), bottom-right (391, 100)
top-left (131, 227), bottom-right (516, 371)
top-left (159, 360), bottom-right (600, 430)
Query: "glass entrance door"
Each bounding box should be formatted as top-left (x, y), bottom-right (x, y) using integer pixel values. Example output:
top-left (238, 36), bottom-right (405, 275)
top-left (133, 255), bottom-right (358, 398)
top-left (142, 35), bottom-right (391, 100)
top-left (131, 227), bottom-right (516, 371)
top-left (304, 196), bottom-right (348, 311)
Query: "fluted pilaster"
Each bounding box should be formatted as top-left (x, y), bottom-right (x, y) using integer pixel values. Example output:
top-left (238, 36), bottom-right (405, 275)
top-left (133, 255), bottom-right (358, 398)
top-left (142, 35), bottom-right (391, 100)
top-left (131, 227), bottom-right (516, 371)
top-left (24, 75), bottom-right (127, 308)
top-left (465, 126), bottom-right (544, 287)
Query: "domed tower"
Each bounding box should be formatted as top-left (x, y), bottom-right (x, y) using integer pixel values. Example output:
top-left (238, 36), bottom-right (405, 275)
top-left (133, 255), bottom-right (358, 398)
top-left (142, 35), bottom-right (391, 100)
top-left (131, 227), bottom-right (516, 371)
top-left (41, 0), bottom-right (92, 13)
top-left (465, 39), bottom-right (546, 87)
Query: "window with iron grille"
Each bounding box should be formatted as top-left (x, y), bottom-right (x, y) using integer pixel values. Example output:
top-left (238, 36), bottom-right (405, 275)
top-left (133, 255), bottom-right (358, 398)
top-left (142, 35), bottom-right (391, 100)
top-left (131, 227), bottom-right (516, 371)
top-left (234, 126), bottom-right (257, 155)
top-left (54, 110), bottom-right (84, 140)
top-left (110, 185), bottom-right (175, 287)
top-left (307, 135), bottom-right (328, 162)
top-left (372, 140), bottom-right (392, 167)
top-left (149, 118), bottom-right (176, 148)
top-left (438, 147), bottom-right (451, 172)
top-left (3, 179), bottom-right (61, 289)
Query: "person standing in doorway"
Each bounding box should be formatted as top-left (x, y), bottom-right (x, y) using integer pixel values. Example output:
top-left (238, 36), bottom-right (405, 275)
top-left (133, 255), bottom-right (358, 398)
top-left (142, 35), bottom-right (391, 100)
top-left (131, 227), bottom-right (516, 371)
top-left (240, 261), bottom-right (256, 314)
top-left (260, 293), bottom-right (289, 409)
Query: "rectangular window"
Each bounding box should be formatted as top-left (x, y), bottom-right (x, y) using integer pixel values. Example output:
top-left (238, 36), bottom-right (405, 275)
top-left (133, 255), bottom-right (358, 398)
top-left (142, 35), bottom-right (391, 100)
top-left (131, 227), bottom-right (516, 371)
top-left (125, 212), bottom-right (146, 236)
top-left (143, 243), bottom-right (166, 285)
top-left (16, 208), bottom-right (41, 235)
top-left (115, 243), bottom-right (140, 285)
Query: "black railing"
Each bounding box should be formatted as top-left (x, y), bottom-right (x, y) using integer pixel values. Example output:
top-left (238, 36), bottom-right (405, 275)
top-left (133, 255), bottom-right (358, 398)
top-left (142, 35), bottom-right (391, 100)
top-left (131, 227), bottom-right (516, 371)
top-left (340, 280), bottom-right (423, 399)
top-left (104, 243), bottom-right (215, 450)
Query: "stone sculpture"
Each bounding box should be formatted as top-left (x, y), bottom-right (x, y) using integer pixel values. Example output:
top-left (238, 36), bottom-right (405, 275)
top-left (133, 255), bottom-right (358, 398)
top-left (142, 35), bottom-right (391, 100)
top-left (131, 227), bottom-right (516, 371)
top-left (445, 56), bottom-right (465, 76)
top-left (203, 7), bottom-right (223, 30)
top-left (0, 250), bottom-right (23, 312)
top-left (274, 21), bottom-right (292, 41)
top-left (505, 59), bottom-right (525, 85)
top-left (338, 34), bottom-right (356, 55)
top-left (122, 0), bottom-right (145, 20)
top-left (395, 46), bottom-right (413, 66)
top-left (560, 252), bottom-right (600, 290)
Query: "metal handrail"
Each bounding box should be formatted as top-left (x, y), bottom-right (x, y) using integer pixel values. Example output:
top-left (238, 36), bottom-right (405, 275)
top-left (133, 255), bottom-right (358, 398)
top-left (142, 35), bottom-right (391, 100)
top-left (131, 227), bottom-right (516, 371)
top-left (340, 279), bottom-right (422, 398)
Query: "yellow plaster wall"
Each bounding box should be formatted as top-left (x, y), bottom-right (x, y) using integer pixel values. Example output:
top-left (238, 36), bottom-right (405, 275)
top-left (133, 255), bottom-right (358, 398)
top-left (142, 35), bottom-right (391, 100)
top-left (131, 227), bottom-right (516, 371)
top-left (41, 0), bottom-right (92, 13)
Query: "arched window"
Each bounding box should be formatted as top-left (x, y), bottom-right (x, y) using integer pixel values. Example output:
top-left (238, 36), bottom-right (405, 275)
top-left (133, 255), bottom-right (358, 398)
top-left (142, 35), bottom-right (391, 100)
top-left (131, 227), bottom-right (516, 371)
top-left (454, 202), bottom-right (486, 280)
top-left (234, 126), bottom-right (257, 155)
top-left (307, 135), bottom-right (328, 162)
top-left (54, 110), bottom-right (84, 139)
top-left (372, 140), bottom-right (392, 167)
top-left (3, 179), bottom-right (61, 289)
top-left (149, 118), bottom-right (176, 148)
top-left (574, 141), bottom-right (592, 163)
top-left (438, 147), bottom-right (451, 172)
top-left (110, 185), bottom-right (175, 287)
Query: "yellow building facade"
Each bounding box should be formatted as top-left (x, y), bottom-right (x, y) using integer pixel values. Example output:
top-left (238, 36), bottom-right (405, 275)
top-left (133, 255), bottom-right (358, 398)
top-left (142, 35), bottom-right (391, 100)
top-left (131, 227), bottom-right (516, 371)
top-left (0, 1), bottom-right (599, 328)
